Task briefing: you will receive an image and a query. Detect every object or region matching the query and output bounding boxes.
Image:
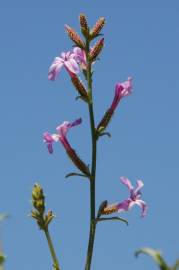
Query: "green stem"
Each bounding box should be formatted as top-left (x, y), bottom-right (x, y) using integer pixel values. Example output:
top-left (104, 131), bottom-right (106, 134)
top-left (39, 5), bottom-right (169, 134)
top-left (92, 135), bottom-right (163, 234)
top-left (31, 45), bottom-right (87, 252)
top-left (84, 40), bottom-right (97, 270)
top-left (44, 228), bottom-right (61, 270)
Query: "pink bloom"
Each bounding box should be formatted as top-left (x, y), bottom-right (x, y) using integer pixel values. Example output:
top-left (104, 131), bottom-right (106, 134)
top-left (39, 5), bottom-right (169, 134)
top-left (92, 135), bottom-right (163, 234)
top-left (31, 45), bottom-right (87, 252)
top-left (111, 77), bottom-right (132, 111)
top-left (48, 51), bottom-right (80, 81)
top-left (116, 177), bottom-right (147, 217)
top-left (73, 47), bottom-right (87, 70)
top-left (103, 177), bottom-right (147, 217)
top-left (43, 118), bottom-right (82, 153)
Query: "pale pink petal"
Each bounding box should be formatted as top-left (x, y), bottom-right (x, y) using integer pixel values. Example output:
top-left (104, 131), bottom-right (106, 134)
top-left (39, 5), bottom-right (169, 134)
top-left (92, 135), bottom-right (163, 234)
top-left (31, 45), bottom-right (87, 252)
top-left (64, 58), bottom-right (80, 74)
top-left (56, 118), bottom-right (82, 137)
top-left (134, 199), bottom-right (148, 217)
top-left (65, 51), bottom-right (71, 59)
top-left (73, 47), bottom-right (87, 67)
top-left (121, 77), bottom-right (133, 96)
top-left (43, 132), bottom-right (56, 154)
top-left (56, 121), bottom-right (70, 137)
top-left (134, 180), bottom-right (144, 194)
top-left (51, 134), bottom-right (60, 142)
top-left (43, 132), bottom-right (54, 143)
top-left (48, 59), bottom-right (64, 81)
top-left (120, 177), bottom-right (133, 191)
top-left (61, 52), bottom-right (66, 59)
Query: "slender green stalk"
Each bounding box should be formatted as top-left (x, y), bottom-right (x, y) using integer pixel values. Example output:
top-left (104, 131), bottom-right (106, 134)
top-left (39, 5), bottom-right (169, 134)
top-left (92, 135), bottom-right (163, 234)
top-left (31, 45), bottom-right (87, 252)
top-left (84, 39), bottom-right (97, 270)
top-left (44, 228), bottom-right (61, 270)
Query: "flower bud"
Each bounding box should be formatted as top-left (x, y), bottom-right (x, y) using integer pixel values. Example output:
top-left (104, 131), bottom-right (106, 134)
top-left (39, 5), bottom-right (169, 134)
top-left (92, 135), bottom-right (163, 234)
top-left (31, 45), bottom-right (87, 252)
top-left (90, 17), bottom-right (105, 39)
top-left (90, 38), bottom-right (104, 62)
top-left (71, 75), bottom-right (89, 102)
top-left (97, 200), bottom-right (108, 218)
top-left (32, 183), bottom-right (45, 215)
top-left (65, 24), bottom-right (85, 48)
top-left (101, 204), bottom-right (118, 215)
top-left (79, 13), bottom-right (89, 37)
top-left (96, 108), bottom-right (113, 134)
top-left (67, 147), bottom-right (90, 177)
top-left (44, 210), bottom-right (55, 227)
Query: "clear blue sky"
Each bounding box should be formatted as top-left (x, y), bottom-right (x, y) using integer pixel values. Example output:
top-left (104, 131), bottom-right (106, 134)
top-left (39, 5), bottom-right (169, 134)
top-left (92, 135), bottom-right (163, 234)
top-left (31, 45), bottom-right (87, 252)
top-left (0, 1), bottom-right (179, 270)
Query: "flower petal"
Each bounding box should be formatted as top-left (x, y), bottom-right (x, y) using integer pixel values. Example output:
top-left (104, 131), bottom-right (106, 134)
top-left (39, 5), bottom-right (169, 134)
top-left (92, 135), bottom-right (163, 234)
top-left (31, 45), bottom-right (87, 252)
top-left (56, 121), bottom-right (70, 137)
top-left (120, 177), bottom-right (133, 192)
top-left (73, 47), bottom-right (87, 67)
top-left (48, 58), bottom-right (64, 81)
top-left (47, 142), bottom-right (53, 154)
top-left (134, 180), bottom-right (144, 195)
top-left (135, 199), bottom-right (148, 217)
top-left (43, 132), bottom-right (58, 154)
top-left (43, 132), bottom-right (54, 143)
top-left (69, 118), bottom-right (82, 128)
top-left (64, 58), bottom-right (80, 74)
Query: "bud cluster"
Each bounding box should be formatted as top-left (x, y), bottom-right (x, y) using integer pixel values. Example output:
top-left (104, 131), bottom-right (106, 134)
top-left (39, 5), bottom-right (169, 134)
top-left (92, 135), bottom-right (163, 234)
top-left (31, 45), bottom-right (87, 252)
top-left (31, 183), bottom-right (54, 230)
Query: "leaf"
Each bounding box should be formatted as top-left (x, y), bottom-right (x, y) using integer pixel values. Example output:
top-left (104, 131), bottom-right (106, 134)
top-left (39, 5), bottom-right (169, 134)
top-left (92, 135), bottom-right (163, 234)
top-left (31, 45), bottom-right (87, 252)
top-left (135, 247), bottom-right (170, 270)
top-left (96, 216), bottom-right (128, 226)
top-left (98, 132), bottom-right (111, 139)
top-left (65, 172), bottom-right (89, 179)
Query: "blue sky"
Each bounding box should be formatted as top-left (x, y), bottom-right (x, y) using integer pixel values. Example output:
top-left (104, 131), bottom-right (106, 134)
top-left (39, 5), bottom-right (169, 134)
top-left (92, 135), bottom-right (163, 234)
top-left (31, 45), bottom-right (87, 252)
top-left (0, 2), bottom-right (179, 270)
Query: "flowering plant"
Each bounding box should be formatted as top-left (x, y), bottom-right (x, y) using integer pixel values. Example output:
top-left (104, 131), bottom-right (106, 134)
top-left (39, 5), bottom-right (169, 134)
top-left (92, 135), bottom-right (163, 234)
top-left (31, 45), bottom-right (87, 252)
top-left (31, 14), bottom-right (148, 270)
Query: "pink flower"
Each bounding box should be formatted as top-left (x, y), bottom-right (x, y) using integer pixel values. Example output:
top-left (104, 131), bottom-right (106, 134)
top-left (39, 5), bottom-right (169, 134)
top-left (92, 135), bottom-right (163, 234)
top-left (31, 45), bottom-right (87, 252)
top-left (103, 177), bottom-right (147, 217)
top-left (117, 177), bottom-right (147, 217)
top-left (111, 77), bottom-right (133, 112)
top-left (48, 51), bottom-right (80, 81)
top-left (73, 47), bottom-right (87, 70)
top-left (43, 118), bottom-right (82, 153)
top-left (96, 77), bottom-right (132, 132)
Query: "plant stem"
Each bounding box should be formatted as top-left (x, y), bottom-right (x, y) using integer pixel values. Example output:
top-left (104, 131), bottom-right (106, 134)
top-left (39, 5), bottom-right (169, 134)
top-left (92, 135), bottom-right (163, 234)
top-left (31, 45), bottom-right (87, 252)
top-left (44, 228), bottom-right (61, 270)
top-left (85, 40), bottom-right (97, 270)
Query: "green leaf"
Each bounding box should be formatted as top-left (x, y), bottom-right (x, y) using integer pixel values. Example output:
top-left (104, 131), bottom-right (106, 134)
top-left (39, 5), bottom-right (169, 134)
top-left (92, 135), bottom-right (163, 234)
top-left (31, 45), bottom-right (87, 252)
top-left (65, 172), bottom-right (89, 179)
top-left (98, 132), bottom-right (111, 139)
top-left (96, 216), bottom-right (128, 226)
top-left (135, 248), bottom-right (170, 270)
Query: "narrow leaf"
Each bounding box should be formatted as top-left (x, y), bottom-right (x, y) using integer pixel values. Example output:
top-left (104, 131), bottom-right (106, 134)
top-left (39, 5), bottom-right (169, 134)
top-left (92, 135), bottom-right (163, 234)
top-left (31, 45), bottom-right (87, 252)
top-left (96, 216), bottom-right (128, 225)
top-left (135, 248), bottom-right (170, 270)
top-left (65, 172), bottom-right (88, 179)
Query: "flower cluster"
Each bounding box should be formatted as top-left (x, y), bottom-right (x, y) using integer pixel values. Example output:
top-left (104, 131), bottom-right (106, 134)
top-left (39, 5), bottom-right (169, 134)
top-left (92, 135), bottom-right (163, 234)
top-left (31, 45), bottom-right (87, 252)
top-left (44, 13), bottom-right (147, 223)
